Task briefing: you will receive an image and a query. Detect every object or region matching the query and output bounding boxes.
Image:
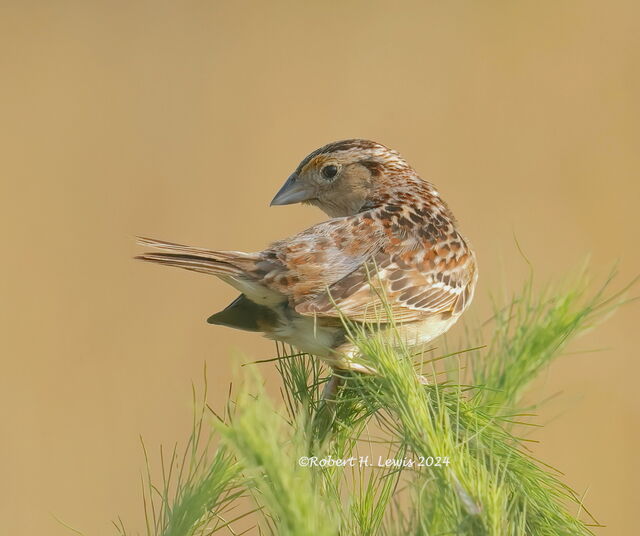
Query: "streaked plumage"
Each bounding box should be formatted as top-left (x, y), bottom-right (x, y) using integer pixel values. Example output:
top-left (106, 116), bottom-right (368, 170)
top-left (137, 139), bottom-right (477, 372)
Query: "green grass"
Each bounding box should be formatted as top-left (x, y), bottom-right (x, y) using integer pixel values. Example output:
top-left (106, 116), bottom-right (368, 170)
top-left (113, 268), bottom-right (634, 536)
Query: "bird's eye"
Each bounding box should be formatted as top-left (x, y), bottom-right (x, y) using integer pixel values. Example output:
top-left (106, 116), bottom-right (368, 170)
top-left (321, 164), bottom-right (338, 180)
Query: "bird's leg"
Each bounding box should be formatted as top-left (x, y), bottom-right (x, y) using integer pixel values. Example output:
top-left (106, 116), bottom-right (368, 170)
top-left (321, 346), bottom-right (427, 404)
top-left (321, 372), bottom-right (345, 401)
top-left (319, 346), bottom-right (375, 402)
top-left (312, 370), bottom-right (348, 446)
top-left (344, 362), bottom-right (378, 375)
top-left (350, 361), bottom-right (428, 385)
top-left (339, 347), bottom-right (429, 385)
top-left (334, 345), bottom-right (378, 376)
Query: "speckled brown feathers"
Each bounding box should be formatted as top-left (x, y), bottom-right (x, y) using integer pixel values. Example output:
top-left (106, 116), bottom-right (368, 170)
top-left (137, 139), bottom-right (477, 369)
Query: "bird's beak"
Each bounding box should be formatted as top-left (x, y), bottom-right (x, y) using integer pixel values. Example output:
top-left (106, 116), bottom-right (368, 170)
top-left (270, 174), bottom-right (314, 206)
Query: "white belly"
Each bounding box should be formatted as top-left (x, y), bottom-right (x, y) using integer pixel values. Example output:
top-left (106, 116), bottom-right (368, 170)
top-left (266, 314), bottom-right (342, 358)
top-left (396, 315), bottom-right (459, 348)
top-left (262, 310), bottom-right (459, 370)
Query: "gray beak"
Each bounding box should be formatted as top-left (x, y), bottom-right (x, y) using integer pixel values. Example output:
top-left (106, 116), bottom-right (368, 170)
top-left (270, 174), bottom-right (314, 206)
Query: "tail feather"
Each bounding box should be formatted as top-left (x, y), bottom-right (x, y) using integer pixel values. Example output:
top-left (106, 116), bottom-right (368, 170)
top-left (135, 252), bottom-right (243, 277)
top-left (135, 236), bottom-right (258, 278)
top-left (136, 236), bottom-right (288, 307)
top-left (136, 236), bottom-right (256, 262)
top-left (207, 294), bottom-right (279, 332)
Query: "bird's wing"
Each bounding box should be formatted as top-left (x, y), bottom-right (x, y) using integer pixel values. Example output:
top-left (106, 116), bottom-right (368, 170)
top-left (294, 233), bottom-right (477, 324)
top-left (261, 216), bottom-right (387, 299)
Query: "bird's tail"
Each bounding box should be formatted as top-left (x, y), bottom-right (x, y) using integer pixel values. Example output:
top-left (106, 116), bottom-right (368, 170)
top-left (135, 236), bottom-right (258, 278)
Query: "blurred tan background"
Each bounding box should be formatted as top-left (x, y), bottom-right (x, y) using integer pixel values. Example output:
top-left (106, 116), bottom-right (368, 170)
top-left (0, 1), bottom-right (638, 534)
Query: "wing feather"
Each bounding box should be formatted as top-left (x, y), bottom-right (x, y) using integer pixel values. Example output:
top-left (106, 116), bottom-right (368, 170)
top-left (295, 239), bottom-right (476, 324)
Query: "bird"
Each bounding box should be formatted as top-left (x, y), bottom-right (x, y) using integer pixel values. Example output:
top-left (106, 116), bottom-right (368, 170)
top-left (136, 139), bottom-right (477, 393)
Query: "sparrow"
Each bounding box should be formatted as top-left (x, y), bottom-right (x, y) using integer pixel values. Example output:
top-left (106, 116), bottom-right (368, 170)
top-left (137, 139), bottom-right (477, 379)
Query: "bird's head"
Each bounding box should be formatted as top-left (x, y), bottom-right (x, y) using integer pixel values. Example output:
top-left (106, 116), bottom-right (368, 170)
top-left (270, 139), bottom-right (416, 217)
